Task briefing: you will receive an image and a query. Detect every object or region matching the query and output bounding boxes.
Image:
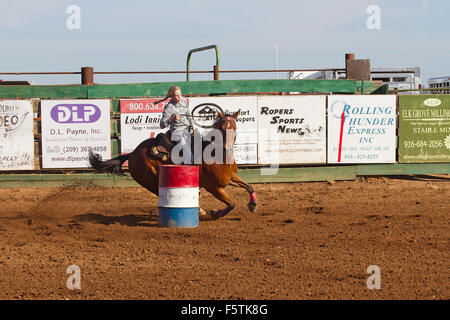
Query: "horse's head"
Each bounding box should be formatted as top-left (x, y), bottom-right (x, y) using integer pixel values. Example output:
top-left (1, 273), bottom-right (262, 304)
top-left (213, 109), bottom-right (240, 150)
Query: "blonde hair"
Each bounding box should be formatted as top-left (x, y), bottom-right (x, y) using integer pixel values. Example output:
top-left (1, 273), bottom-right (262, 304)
top-left (167, 85), bottom-right (180, 98)
top-left (154, 85), bottom-right (181, 105)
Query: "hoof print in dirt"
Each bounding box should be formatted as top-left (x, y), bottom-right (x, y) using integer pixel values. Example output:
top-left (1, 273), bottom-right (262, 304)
top-left (307, 206), bottom-right (324, 214)
top-left (67, 220), bottom-right (82, 230)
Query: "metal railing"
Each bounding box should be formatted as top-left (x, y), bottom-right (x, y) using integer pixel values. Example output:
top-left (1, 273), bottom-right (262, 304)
top-left (0, 67), bottom-right (345, 85)
top-left (186, 45), bottom-right (220, 81)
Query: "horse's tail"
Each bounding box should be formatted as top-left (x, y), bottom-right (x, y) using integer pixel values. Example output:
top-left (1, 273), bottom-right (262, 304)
top-left (88, 150), bottom-right (129, 174)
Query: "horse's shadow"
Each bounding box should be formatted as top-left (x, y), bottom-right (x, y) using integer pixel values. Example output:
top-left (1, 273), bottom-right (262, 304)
top-left (73, 212), bottom-right (159, 227)
top-left (72, 211), bottom-right (232, 227)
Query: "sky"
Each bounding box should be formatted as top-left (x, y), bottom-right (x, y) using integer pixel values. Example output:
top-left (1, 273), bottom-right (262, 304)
top-left (0, 0), bottom-right (449, 86)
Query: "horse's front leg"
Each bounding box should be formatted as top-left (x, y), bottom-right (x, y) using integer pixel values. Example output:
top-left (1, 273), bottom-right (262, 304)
top-left (230, 172), bottom-right (257, 213)
top-left (208, 186), bottom-right (235, 218)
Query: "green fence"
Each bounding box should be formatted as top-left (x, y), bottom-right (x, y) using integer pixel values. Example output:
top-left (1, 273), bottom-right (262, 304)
top-left (0, 79), bottom-right (386, 99)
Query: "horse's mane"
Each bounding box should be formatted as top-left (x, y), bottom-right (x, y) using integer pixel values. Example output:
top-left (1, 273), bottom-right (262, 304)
top-left (212, 112), bottom-right (235, 127)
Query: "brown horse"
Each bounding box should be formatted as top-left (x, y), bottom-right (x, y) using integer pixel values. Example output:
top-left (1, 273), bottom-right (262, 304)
top-left (89, 110), bottom-right (257, 218)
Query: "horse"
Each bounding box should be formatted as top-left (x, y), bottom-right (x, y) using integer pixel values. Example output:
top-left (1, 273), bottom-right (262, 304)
top-left (88, 110), bottom-right (257, 218)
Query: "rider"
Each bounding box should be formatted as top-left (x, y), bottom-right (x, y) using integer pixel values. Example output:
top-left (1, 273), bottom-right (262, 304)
top-left (159, 85), bottom-right (195, 164)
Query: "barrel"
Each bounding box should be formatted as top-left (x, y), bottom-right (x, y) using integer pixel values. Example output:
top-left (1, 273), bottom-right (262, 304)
top-left (158, 165), bottom-right (199, 228)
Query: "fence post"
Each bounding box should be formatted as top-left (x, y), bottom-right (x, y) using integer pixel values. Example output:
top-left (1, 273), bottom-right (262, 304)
top-left (213, 65), bottom-right (219, 81)
top-left (81, 67), bottom-right (94, 85)
top-left (345, 53), bottom-right (355, 79)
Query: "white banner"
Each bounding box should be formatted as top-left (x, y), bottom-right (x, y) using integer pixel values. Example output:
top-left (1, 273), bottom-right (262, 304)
top-left (327, 95), bottom-right (397, 163)
top-left (41, 99), bottom-right (111, 168)
top-left (120, 98), bottom-right (167, 153)
top-left (257, 96), bottom-right (326, 164)
top-left (0, 100), bottom-right (34, 170)
top-left (188, 96), bottom-right (258, 164)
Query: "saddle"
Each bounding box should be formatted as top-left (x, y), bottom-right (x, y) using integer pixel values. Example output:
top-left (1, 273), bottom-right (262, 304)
top-left (150, 130), bottom-right (173, 162)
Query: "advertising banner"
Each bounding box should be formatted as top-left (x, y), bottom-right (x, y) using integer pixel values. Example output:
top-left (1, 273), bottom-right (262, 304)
top-left (327, 95), bottom-right (396, 164)
top-left (41, 99), bottom-right (111, 168)
top-left (0, 100), bottom-right (34, 170)
top-left (188, 96), bottom-right (258, 164)
top-left (257, 96), bottom-right (326, 164)
top-left (399, 95), bottom-right (450, 163)
top-left (120, 98), bottom-right (167, 153)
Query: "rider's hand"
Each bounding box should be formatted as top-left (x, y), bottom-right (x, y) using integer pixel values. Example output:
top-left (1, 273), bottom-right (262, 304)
top-left (170, 114), bottom-right (180, 122)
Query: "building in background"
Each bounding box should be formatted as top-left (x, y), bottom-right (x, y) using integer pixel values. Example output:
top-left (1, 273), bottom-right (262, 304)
top-left (371, 67), bottom-right (421, 93)
top-left (289, 67), bottom-right (421, 94)
top-left (428, 76), bottom-right (450, 94)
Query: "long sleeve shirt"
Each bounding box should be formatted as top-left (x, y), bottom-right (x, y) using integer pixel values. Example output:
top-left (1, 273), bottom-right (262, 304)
top-left (159, 98), bottom-right (194, 132)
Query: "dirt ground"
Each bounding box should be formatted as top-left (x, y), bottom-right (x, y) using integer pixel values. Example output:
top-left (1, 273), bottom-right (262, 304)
top-left (0, 175), bottom-right (448, 300)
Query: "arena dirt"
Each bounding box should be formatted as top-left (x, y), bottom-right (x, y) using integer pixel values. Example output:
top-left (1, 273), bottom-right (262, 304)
top-left (0, 176), bottom-right (448, 300)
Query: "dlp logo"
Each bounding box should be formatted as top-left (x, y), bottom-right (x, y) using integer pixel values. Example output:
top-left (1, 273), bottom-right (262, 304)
top-left (50, 104), bottom-right (101, 123)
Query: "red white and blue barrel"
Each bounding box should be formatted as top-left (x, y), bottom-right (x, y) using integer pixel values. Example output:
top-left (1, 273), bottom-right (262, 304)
top-left (158, 165), bottom-right (199, 228)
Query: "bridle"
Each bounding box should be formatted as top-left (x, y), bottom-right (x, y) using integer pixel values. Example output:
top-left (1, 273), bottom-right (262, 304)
top-left (213, 115), bottom-right (236, 127)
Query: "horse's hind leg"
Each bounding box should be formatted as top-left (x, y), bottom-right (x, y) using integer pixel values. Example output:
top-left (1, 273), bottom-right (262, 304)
top-left (207, 186), bottom-right (235, 218)
top-left (128, 148), bottom-right (160, 197)
top-left (230, 172), bottom-right (257, 213)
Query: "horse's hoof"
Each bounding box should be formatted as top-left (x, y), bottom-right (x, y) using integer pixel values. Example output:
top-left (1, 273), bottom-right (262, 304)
top-left (210, 210), bottom-right (219, 217)
top-left (248, 202), bottom-right (257, 213)
top-left (209, 211), bottom-right (221, 220)
top-left (210, 210), bottom-right (228, 218)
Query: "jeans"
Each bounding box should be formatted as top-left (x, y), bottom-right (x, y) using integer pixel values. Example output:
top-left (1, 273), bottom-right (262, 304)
top-left (171, 129), bottom-right (193, 164)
